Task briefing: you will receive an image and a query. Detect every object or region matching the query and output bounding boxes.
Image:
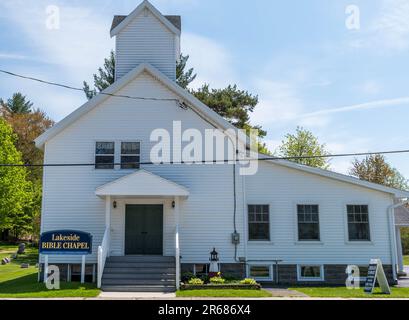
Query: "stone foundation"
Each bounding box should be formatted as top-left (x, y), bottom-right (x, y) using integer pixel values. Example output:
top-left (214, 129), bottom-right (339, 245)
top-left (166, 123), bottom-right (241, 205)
top-left (38, 263), bottom-right (96, 283)
top-left (182, 263), bottom-right (396, 286)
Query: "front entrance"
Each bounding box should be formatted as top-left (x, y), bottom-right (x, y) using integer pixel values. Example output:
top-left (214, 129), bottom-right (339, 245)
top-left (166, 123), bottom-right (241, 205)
top-left (125, 204), bottom-right (163, 255)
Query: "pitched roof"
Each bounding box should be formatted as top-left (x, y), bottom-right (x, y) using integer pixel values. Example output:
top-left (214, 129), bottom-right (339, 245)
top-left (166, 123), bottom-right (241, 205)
top-left (259, 155), bottom-right (409, 198)
top-left (95, 169), bottom-right (189, 197)
top-left (110, 0), bottom-right (181, 37)
top-left (110, 15), bottom-right (181, 33)
top-left (34, 62), bottom-right (236, 149)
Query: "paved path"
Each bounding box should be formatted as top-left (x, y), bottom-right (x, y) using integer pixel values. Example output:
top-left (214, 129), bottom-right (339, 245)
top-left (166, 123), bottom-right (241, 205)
top-left (397, 266), bottom-right (409, 288)
top-left (98, 292), bottom-right (176, 299)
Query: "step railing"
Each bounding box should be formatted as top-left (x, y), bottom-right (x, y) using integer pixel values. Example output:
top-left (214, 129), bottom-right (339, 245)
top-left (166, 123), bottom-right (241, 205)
top-left (97, 227), bottom-right (110, 288)
top-left (175, 225), bottom-right (180, 290)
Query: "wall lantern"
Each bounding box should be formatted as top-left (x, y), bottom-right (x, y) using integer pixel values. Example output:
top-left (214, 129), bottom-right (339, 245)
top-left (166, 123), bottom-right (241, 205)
top-left (172, 201), bottom-right (175, 208)
top-left (113, 201), bottom-right (117, 209)
top-left (209, 248), bottom-right (219, 262)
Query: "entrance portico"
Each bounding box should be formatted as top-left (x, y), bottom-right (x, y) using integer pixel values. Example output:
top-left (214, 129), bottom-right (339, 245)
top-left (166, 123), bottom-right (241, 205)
top-left (95, 170), bottom-right (189, 289)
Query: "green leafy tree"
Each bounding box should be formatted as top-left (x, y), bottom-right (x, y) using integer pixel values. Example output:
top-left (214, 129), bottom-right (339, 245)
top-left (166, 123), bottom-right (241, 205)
top-left (278, 127), bottom-right (330, 169)
top-left (83, 50), bottom-right (116, 100)
top-left (0, 119), bottom-right (33, 238)
top-left (349, 154), bottom-right (408, 190)
top-left (0, 92), bottom-right (33, 114)
top-left (176, 54), bottom-right (196, 88)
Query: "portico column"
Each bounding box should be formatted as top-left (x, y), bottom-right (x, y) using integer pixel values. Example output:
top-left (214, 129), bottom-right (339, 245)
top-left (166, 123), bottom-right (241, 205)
top-left (105, 195), bottom-right (111, 257)
top-left (396, 226), bottom-right (404, 273)
top-left (174, 196), bottom-right (180, 290)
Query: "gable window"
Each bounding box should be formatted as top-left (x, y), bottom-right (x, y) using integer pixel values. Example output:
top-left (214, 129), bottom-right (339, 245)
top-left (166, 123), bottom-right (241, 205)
top-left (248, 205), bottom-right (270, 241)
top-left (95, 142), bottom-right (115, 169)
top-left (121, 142), bottom-right (140, 169)
top-left (297, 204), bottom-right (320, 241)
top-left (347, 205), bottom-right (370, 241)
top-left (297, 265), bottom-right (324, 281)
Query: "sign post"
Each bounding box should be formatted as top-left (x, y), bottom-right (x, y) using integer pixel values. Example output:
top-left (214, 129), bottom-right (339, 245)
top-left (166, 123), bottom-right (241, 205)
top-left (39, 230), bottom-right (92, 284)
top-left (364, 259), bottom-right (391, 294)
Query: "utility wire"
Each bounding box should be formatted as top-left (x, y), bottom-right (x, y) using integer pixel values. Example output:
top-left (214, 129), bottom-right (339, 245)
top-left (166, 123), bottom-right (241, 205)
top-left (0, 69), bottom-right (179, 102)
top-left (1, 149), bottom-right (409, 167)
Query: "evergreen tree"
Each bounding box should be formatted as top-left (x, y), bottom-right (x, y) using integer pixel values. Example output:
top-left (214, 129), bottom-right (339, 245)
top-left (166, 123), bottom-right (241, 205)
top-left (176, 54), bottom-right (196, 88)
top-left (0, 92), bottom-right (33, 114)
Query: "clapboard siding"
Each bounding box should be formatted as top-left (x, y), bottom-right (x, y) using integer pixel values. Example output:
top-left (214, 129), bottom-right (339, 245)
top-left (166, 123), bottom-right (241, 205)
top-left (245, 161), bottom-right (394, 265)
top-left (41, 72), bottom-right (244, 264)
top-left (115, 10), bottom-right (177, 80)
top-left (41, 72), bottom-right (394, 266)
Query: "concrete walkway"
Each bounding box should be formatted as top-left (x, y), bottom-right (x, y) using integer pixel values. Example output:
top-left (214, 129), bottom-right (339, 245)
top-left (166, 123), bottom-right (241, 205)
top-left (397, 266), bottom-right (409, 288)
top-left (98, 291), bottom-right (176, 299)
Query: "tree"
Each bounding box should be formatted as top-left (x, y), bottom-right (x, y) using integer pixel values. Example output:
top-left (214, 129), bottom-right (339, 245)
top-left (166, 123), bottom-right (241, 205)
top-left (278, 127), bottom-right (330, 169)
top-left (0, 118), bottom-right (33, 238)
top-left (176, 54), bottom-right (196, 89)
top-left (83, 50), bottom-right (116, 100)
top-left (0, 92), bottom-right (33, 114)
top-left (349, 154), bottom-right (408, 190)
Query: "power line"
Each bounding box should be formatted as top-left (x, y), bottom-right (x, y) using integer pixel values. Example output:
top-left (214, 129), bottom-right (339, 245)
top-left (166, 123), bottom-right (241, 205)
top-left (0, 69), bottom-right (179, 102)
top-left (1, 149), bottom-right (409, 167)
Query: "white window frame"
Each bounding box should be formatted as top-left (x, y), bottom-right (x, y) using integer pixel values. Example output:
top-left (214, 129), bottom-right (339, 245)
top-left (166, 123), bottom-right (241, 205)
top-left (247, 264), bottom-right (273, 281)
top-left (296, 204), bottom-right (321, 242)
top-left (343, 202), bottom-right (373, 244)
top-left (297, 265), bottom-right (324, 282)
top-left (94, 141), bottom-right (115, 170)
top-left (120, 141), bottom-right (141, 170)
top-left (247, 204), bottom-right (271, 242)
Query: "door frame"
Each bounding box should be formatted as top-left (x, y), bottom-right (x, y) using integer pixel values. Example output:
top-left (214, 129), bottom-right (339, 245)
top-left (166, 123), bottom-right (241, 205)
top-left (121, 199), bottom-right (166, 256)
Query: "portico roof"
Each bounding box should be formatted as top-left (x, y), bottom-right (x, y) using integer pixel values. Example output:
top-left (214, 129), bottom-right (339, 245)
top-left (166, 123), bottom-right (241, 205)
top-left (95, 170), bottom-right (189, 198)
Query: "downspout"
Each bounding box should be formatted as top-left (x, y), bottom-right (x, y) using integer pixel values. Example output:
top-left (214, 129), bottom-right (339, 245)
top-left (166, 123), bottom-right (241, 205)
top-left (388, 199), bottom-right (409, 282)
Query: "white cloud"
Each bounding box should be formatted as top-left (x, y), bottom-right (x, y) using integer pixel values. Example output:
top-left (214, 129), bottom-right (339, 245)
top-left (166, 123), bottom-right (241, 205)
top-left (297, 96), bottom-right (409, 119)
top-left (182, 32), bottom-right (238, 88)
top-left (358, 80), bottom-right (382, 95)
top-left (350, 0), bottom-right (409, 52)
top-left (250, 79), bottom-right (304, 126)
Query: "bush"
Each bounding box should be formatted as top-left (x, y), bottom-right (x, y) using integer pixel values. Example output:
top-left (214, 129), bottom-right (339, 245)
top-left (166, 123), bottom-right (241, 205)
top-left (209, 276), bottom-right (225, 284)
top-left (182, 272), bottom-right (195, 282)
top-left (240, 278), bottom-right (257, 285)
top-left (188, 278), bottom-right (204, 285)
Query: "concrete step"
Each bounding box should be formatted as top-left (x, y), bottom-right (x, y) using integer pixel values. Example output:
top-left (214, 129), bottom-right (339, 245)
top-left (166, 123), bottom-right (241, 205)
top-left (104, 267), bottom-right (175, 274)
top-left (102, 273), bottom-right (175, 280)
top-left (105, 262), bottom-right (175, 268)
top-left (101, 285), bottom-right (175, 293)
top-left (102, 279), bottom-right (175, 286)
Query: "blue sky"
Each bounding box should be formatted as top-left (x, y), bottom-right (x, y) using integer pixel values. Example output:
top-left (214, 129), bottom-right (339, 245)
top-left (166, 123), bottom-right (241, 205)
top-left (0, 0), bottom-right (409, 177)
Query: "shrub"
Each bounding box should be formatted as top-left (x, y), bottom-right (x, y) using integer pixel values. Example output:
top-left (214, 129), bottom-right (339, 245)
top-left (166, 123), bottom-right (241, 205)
top-left (240, 278), bottom-right (257, 285)
top-left (188, 278), bottom-right (204, 285)
top-left (209, 276), bottom-right (226, 284)
top-left (182, 272), bottom-right (195, 282)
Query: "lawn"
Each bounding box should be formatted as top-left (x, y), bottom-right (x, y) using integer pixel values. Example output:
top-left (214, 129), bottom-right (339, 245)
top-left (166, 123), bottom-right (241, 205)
top-left (290, 286), bottom-right (409, 299)
top-left (176, 289), bottom-right (272, 298)
top-left (404, 255), bottom-right (409, 266)
top-left (0, 243), bottom-right (100, 298)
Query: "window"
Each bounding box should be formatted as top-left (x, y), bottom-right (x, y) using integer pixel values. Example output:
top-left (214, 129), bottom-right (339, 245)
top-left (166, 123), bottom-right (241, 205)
top-left (297, 204), bottom-right (320, 241)
top-left (95, 142), bottom-right (114, 169)
top-left (249, 265), bottom-right (271, 279)
top-left (347, 205), bottom-right (370, 241)
top-left (298, 265), bottom-right (324, 281)
top-left (194, 264), bottom-right (209, 276)
top-left (121, 142), bottom-right (140, 169)
top-left (248, 205), bottom-right (270, 241)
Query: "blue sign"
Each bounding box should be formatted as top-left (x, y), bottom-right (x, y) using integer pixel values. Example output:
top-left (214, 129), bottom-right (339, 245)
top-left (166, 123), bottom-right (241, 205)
top-left (39, 230), bottom-right (92, 255)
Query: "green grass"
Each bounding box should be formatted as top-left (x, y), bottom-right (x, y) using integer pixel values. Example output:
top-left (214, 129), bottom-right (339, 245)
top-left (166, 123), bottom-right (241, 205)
top-left (404, 255), bottom-right (409, 266)
top-left (176, 289), bottom-right (272, 298)
top-left (0, 244), bottom-right (100, 298)
top-left (290, 286), bottom-right (409, 298)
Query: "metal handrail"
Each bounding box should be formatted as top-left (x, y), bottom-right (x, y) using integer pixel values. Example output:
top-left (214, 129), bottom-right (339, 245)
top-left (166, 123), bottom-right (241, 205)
top-left (97, 227), bottom-right (110, 288)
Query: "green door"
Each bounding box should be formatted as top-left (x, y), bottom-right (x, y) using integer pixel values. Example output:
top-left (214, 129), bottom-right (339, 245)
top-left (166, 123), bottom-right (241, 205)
top-left (125, 204), bottom-right (163, 255)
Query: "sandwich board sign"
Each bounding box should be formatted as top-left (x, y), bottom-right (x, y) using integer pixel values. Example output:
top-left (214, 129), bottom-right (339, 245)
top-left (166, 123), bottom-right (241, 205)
top-left (364, 259), bottom-right (391, 294)
top-left (39, 230), bottom-right (92, 284)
